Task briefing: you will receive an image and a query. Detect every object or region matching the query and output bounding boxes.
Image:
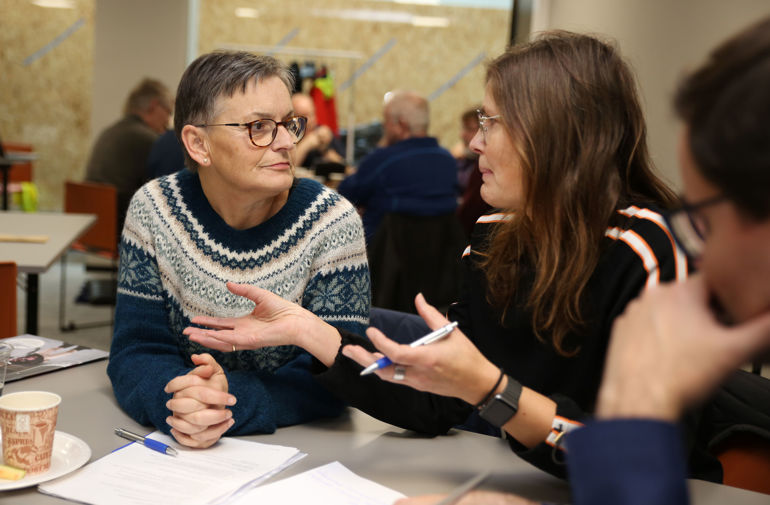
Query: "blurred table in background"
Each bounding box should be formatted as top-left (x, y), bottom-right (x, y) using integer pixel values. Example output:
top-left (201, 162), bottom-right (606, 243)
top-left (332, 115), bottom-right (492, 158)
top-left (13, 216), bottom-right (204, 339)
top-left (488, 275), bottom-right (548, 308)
top-left (0, 211), bottom-right (94, 334)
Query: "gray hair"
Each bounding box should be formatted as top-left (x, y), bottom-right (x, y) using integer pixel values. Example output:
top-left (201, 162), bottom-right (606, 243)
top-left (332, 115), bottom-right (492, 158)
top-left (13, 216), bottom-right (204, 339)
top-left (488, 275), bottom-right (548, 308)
top-left (123, 78), bottom-right (172, 116)
top-left (385, 90), bottom-right (429, 136)
top-left (174, 51), bottom-right (295, 172)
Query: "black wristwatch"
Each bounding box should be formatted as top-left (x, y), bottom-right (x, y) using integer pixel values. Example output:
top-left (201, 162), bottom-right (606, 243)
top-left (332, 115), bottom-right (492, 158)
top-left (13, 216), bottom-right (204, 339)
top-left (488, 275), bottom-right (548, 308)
top-left (478, 375), bottom-right (522, 428)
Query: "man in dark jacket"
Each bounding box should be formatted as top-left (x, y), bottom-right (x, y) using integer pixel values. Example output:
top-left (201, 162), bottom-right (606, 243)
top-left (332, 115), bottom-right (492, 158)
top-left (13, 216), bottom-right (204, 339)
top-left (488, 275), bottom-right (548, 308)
top-left (86, 78), bottom-right (173, 233)
top-left (337, 90), bottom-right (458, 242)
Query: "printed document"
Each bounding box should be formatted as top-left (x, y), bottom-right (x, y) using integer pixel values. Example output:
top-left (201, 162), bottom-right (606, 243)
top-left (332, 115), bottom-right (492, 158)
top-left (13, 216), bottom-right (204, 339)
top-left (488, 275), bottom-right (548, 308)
top-left (39, 432), bottom-right (303, 505)
top-left (230, 461), bottom-right (405, 505)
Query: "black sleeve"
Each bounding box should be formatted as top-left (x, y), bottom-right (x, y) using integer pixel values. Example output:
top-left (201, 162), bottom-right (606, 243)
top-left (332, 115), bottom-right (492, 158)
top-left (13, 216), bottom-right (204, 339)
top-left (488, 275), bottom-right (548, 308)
top-left (312, 330), bottom-right (473, 435)
top-left (512, 210), bottom-right (690, 478)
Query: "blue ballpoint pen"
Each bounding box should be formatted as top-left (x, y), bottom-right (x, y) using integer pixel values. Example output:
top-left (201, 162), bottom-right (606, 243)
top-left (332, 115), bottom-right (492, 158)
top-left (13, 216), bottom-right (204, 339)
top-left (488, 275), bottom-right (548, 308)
top-left (115, 428), bottom-right (179, 456)
top-left (360, 321), bottom-right (459, 376)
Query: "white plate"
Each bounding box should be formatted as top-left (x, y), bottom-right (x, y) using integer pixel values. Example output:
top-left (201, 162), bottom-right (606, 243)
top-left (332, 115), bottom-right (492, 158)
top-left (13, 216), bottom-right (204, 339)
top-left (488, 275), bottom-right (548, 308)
top-left (0, 431), bottom-right (91, 490)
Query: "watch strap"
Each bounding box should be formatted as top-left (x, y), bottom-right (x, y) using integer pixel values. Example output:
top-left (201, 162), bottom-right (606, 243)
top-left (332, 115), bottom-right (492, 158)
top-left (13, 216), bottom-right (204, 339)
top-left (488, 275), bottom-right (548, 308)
top-left (478, 375), bottom-right (523, 428)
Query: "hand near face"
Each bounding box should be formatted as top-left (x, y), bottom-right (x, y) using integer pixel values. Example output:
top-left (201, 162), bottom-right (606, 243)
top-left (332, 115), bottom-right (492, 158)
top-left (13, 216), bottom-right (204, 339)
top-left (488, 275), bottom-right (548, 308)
top-left (394, 491), bottom-right (538, 505)
top-left (342, 293), bottom-right (501, 406)
top-left (164, 353), bottom-right (236, 448)
top-left (598, 273), bottom-right (770, 421)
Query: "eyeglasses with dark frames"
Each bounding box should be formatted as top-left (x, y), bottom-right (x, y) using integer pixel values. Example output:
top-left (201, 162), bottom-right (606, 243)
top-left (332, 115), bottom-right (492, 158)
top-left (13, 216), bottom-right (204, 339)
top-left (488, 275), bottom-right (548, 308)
top-left (195, 116), bottom-right (308, 148)
top-left (663, 194), bottom-right (727, 259)
top-left (476, 109), bottom-right (501, 141)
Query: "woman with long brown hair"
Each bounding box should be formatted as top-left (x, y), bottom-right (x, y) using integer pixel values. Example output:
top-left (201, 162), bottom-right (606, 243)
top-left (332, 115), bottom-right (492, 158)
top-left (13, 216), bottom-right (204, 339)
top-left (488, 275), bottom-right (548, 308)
top-left (183, 31), bottom-right (696, 478)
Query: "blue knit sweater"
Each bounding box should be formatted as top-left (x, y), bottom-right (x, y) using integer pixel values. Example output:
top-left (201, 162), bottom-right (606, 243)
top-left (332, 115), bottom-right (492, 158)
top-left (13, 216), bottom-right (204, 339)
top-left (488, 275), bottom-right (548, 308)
top-left (107, 170), bottom-right (370, 435)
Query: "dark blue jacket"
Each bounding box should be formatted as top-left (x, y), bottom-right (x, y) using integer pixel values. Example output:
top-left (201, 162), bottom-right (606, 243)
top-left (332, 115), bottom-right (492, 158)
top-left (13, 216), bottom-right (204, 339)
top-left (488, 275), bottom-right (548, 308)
top-left (337, 137), bottom-right (458, 241)
top-left (567, 420), bottom-right (690, 505)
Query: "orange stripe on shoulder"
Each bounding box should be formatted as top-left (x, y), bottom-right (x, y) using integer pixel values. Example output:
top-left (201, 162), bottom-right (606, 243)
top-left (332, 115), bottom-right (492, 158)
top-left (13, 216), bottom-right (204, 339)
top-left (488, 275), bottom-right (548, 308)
top-left (617, 206), bottom-right (688, 282)
top-left (605, 226), bottom-right (660, 288)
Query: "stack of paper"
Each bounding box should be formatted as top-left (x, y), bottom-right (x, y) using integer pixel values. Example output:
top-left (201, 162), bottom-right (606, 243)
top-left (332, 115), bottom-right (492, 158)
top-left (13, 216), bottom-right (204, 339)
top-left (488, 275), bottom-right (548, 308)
top-left (230, 461), bottom-right (405, 505)
top-left (39, 432), bottom-right (304, 505)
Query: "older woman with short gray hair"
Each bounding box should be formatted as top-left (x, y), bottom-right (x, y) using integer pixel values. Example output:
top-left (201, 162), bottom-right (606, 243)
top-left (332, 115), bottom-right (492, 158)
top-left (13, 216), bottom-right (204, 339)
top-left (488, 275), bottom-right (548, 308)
top-left (107, 51), bottom-right (370, 448)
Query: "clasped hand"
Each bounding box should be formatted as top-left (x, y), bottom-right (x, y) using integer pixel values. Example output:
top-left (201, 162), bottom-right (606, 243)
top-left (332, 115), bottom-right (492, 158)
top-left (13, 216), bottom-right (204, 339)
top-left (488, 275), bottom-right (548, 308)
top-left (164, 353), bottom-right (236, 448)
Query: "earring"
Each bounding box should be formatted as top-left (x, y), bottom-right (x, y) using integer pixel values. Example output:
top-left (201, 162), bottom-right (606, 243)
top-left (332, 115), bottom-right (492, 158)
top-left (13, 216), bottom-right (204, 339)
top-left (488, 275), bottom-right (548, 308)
top-left (203, 158), bottom-right (208, 163)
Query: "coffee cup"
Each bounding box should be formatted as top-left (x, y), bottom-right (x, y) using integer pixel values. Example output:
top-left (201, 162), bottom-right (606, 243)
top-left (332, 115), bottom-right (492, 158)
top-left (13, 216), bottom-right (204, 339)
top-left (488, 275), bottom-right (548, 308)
top-left (0, 391), bottom-right (61, 474)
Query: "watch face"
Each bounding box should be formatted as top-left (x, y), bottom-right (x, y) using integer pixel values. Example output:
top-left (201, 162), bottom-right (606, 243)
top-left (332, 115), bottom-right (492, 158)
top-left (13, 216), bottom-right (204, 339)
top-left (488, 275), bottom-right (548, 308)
top-left (479, 394), bottom-right (517, 428)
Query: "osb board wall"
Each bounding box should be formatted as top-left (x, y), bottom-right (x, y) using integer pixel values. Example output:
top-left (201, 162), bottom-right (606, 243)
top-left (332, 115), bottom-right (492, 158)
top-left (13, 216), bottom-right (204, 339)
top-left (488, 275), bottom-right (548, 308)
top-left (0, 0), bottom-right (95, 211)
top-left (197, 0), bottom-right (511, 154)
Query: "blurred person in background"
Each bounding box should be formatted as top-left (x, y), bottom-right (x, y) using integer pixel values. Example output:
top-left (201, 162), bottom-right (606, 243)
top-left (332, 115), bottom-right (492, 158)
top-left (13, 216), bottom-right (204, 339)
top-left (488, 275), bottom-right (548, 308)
top-left (86, 77), bottom-right (173, 233)
top-left (337, 90), bottom-right (458, 242)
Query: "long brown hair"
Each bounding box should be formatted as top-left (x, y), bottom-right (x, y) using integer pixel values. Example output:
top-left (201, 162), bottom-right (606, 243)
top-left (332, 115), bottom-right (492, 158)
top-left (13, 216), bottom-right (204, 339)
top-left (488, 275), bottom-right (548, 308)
top-left (481, 31), bottom-right (677, 356)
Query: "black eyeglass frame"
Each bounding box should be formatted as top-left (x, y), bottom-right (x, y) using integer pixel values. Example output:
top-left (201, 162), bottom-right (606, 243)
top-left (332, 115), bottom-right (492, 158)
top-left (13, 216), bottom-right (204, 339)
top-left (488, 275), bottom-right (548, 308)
top-left (194, 116), bottom-right (308, 148)
top-left (663, 193), bottom-right (727, 259)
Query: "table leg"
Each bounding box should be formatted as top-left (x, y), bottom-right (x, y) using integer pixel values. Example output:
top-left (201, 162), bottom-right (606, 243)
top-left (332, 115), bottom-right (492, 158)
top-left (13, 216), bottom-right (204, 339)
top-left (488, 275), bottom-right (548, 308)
top-left (25, 272), bottom-right (39, 335)
top-left (1, 164), bottom-right (9, 211)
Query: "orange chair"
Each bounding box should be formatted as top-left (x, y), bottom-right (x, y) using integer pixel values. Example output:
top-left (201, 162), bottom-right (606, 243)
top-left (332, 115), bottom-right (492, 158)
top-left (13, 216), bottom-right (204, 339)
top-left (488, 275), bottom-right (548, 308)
top-left (58, 181), bottom-right (119, 331)
top-left (0, 262), bottom-right (17, 339)
top-left (714, 431), bottom-right (770, 495)
top-left (1, 142), bottom-right (34, 183)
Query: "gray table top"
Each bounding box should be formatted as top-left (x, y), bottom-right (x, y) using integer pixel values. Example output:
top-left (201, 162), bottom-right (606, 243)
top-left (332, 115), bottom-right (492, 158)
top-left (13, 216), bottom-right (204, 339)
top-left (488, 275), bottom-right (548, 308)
top-left (1, 361), bottom-right (767, 504)
top-left (0, 211), bottom-right (95, 273)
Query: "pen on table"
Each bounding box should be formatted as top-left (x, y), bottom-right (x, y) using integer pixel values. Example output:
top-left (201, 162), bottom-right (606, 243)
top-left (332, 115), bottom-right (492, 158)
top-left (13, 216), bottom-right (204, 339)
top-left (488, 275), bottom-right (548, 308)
top-left (434, 471), bottom-right (489, 505)
top-left (115, 428), bottom-right (178, 456)
top-left (360, 321), bottom-right (459, 376)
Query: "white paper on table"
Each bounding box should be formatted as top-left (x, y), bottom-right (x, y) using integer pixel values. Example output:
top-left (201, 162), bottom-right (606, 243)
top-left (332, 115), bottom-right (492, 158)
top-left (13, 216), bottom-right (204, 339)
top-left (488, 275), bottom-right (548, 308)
top-left (229, 461), bottom-right (405, 505)
top-left (38, 432), bottom-right (304, 505)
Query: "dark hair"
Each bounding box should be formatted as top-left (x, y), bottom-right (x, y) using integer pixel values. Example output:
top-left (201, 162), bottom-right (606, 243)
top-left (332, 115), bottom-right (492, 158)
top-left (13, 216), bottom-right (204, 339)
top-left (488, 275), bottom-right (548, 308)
top-left (124, 78), bottom-right (172, 116)
top-left (174, 51), bottom-right (294, 172)
top-left (481, 31), bottom-right (677, 356)
top-left (461, 107), bottom-right (478, 125)
top-left (675, 16), bottom-right (770, 220)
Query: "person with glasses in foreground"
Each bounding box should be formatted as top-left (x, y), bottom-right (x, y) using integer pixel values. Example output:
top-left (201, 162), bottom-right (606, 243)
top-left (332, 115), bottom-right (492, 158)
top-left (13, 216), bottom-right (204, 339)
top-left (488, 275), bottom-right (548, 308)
top-left (392, 16), bottom-right (770, 505)
top-left (184, 32), bottom-right (721, 479)
top-left (107, 51), bottom-right (370, 449)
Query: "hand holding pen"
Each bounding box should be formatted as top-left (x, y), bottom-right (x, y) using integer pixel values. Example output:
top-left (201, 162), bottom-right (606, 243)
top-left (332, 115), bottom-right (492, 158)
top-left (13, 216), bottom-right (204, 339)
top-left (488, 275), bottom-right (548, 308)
top-left (360, 321), bottom-right (459, 375)
top-left (344, 293), bottom-right (502, 405)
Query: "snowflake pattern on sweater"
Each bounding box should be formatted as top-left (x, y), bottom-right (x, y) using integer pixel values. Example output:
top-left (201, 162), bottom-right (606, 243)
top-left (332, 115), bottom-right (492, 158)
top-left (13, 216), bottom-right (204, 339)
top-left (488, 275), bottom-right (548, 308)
top-left (108, 170), bottom-right (369, 435)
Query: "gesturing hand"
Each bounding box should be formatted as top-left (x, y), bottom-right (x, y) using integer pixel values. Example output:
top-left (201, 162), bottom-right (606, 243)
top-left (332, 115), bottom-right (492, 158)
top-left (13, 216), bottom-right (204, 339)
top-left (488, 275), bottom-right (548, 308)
top-left (342, 293), bottom-right (501, 406)
top-left (183, 282), bottom-right (315, 352)
top-left (164, 353), bottom-right (236, 448)
top-left (183, 282), bottom-right (342, 366)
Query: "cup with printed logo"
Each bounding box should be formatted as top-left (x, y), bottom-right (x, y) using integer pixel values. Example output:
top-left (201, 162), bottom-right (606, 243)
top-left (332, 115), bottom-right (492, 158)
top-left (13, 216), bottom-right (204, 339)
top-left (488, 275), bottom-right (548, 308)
top-left (0, 391), bottom-right (61, 474)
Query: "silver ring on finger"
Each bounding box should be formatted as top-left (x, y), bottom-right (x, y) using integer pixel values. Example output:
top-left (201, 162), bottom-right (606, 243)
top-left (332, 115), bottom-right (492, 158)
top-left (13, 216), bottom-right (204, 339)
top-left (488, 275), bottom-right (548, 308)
top-left (232, 344), bottom-right (237, 352)
top-left (393, 365), bottom-right (406, 381)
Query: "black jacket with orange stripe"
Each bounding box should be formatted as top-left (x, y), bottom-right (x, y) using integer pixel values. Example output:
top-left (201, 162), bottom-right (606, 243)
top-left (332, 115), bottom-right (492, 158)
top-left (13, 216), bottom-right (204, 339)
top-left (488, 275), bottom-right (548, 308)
top-left (313, 205), bottom-right (720, 481)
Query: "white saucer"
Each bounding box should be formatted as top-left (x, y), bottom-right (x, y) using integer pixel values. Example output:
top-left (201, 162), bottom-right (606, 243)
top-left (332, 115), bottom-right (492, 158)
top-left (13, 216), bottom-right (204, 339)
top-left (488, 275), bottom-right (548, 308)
top-left (0, 431), bottom-right (91, 490)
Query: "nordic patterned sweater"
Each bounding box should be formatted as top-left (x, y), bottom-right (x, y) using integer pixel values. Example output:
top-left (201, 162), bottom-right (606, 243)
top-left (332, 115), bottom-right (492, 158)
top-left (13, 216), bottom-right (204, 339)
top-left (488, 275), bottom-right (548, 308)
top-left (107, 170), bottom-right (370, 435)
